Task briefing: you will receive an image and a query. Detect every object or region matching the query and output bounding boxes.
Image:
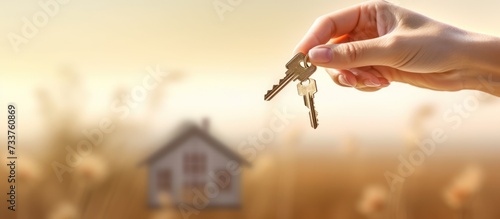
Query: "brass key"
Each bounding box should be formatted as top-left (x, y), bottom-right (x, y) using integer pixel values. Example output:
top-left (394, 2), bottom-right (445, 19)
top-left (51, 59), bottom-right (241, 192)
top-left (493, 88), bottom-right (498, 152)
top-left (297, 79), bottom-right (319, 129)
top-left (264, 53), bottom-right (317, 101)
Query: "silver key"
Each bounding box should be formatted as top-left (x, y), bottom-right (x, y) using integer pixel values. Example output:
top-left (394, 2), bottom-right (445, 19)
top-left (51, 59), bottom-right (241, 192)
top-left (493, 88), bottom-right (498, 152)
top-left (297, 79), bottom-right (319, 129)
top-left (264, 53), bottom-right (317, 101)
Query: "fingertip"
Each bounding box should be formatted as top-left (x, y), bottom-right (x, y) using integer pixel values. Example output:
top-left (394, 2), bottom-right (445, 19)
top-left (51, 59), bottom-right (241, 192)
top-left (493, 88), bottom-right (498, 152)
top-left (338, 73), bottom-right (358, 87)
top-left (292, 46), bottom-right (303, 56)
top-left (330, 70), bottom-right (357, 87)
top-left (378, 77), bottom-right (390, 86)
top-left (343, 72), bottom-right (358, 87)
top-left (293, 41), bottom-right (313, 56)
top-left (338, 74), bottom-right (351, 87)
top-left (308, 46), bottom-right (333, 64)
top-left (326, 69), bottom-right (347, 87)
top-left (349, 68), bottom-right (387, 88)
top-left (356, 87), bottom-right (384, 92)
top-left (363, 79), bottom-right (382, 87)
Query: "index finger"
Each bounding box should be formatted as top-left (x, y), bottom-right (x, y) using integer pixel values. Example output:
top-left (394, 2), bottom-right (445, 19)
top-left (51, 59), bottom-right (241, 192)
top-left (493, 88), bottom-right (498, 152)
top-left (293, 4), bottom-right (362, 54)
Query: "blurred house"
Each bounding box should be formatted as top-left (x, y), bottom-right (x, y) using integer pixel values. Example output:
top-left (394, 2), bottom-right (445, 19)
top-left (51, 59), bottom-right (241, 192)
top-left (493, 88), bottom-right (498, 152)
top-left (142, 119), bottom-right (249, 208)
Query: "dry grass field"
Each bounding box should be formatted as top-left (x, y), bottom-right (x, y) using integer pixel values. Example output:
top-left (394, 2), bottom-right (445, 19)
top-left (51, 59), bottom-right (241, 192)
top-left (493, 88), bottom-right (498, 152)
top-left (2, 141), bottom-right (500, 219)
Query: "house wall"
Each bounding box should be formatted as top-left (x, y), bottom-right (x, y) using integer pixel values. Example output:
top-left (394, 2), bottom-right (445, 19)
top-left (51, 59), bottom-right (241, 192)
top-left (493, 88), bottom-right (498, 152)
top-left (149, 135), bottom-right (241, 207)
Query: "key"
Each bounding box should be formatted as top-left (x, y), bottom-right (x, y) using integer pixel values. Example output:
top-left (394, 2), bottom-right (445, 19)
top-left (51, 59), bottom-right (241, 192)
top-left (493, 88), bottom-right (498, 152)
top-left (297, 78), bottom-right (319, 129)
top-left (264, 53), bottom-right (317, 101)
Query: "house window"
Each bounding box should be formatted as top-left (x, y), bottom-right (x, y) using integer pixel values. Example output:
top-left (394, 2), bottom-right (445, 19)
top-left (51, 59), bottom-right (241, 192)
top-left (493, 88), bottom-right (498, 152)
top-left (157, 169), bottom-right (172, 192)
top-left (182, 152), bottom-right (207, 203)
top-left (183, 152), bottom-right (206, 175)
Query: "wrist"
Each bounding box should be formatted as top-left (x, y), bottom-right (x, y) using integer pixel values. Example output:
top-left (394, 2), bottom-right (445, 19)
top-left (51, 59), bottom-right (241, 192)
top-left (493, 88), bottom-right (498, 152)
top-left (460, 32), bottom-right (500, 96)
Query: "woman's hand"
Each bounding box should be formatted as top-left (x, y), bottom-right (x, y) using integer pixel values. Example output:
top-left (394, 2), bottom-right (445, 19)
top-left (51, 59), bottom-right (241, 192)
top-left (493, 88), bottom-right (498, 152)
top-left (294, 0), bottom-right (500, 96)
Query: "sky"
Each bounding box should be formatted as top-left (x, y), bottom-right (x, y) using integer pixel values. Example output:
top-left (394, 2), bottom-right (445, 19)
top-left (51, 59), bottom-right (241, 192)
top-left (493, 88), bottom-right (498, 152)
top-left (1, 0), bottom-right (500, 151)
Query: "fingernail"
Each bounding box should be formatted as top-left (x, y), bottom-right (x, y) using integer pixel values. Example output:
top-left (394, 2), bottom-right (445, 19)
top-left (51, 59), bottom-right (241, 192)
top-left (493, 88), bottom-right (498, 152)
top-left (309, 47), bottom-right (332, 63)
top-left (347, 75), bottom-right (357, 87)
top-left (338, 74), bottom-right (355, 87)
top-left (379, 77), bottom-right (390, 86)
top-left (364, 79), bottom-right (381, 87)
top-left (338, 75), bottom-right (351, 86)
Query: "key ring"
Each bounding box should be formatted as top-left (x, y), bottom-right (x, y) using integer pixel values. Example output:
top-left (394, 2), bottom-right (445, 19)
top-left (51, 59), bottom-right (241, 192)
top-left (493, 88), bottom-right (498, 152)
top-left (300, 78), bottom-right (310, 86)
top-left (303, 54), bottom-right (311, 68)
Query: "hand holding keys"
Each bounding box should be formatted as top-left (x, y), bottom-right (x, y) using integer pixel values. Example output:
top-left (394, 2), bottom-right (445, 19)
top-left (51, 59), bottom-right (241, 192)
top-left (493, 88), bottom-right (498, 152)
top-left (264, 53), bottom-right (319, 129)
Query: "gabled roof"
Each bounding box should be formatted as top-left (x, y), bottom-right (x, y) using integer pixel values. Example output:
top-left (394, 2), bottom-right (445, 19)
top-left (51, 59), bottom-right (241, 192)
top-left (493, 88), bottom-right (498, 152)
top-left (141, 123), bottom-right (250, 166)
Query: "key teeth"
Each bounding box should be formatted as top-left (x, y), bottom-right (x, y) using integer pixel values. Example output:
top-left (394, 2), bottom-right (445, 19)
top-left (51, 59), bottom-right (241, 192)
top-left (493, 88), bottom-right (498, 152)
top-left (274, 78), bottom-right (288, 88)
top-left (265, 78), bottom-right (289, 98)
top-left (309, 110), bottom-right (319, 129)
top-left (265, 73), bottom-right (296, 101)
top-left (267, 79), bottom-right (283, 92)
top-left (315, 111), bottom-right (319, 127)
top-left (264, 85), bottom-right (276, 97)
top-left (265, 86), bottom-right (278, 98)
top-left (266, 84), bottom-right (279, 93)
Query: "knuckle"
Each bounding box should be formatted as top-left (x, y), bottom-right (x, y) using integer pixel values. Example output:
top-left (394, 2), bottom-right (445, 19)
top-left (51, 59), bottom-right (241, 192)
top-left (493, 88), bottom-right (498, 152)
top-left (365, 0), bottom-right (391, 9)
top-left (313, 15), bottom-right (329, 27)
top-left (336, 43), bottom-right (360, 65)
top-left (376, 0), bottom-right (392, 7)
top-left (375, 2), bottom-right (391, 15)
top-left (385, 35), bottom-right (404, 49)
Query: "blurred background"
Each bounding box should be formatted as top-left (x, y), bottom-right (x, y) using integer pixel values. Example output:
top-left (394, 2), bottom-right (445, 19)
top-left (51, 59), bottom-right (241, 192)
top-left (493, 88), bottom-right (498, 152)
top-left (1, 0), bottom-right (500, 218)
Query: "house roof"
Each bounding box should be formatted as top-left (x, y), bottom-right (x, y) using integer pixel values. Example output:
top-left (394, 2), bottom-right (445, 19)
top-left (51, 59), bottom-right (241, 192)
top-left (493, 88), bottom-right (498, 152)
top-left (140, 122), bottom-right (251, 166)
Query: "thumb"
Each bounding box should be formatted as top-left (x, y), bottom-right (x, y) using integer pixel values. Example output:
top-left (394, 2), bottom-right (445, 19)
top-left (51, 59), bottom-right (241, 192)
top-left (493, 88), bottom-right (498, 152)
top-left (308, 37), bottom-right (395, 69)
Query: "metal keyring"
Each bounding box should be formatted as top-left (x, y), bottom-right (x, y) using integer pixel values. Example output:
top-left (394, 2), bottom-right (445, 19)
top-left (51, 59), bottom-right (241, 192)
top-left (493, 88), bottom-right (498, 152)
top-left (300, 78), bottom-right (310, 86)
top-left (303, 54), bottom-right (311, 68)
